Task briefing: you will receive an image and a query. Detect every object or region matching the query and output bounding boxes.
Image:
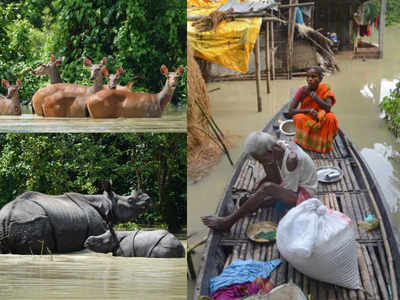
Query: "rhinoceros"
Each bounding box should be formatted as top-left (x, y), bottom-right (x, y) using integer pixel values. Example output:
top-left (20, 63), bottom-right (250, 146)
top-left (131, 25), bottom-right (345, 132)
top-left (0, 182), bottom-right (150, 254)
top-left (84, 229), bottom-right (185, 258)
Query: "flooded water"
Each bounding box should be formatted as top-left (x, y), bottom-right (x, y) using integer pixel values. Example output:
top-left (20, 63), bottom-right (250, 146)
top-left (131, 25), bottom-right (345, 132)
top-left (0, 248), bottom-right (186, 300)
top-left (0, 106), bottom-right (186, 133)
top-left (188, 25), bottom-right (400, 297)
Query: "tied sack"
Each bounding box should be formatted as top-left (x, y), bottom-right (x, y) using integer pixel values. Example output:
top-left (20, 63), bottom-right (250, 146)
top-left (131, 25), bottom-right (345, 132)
top-left (276, 198), bottom-right (361, 289)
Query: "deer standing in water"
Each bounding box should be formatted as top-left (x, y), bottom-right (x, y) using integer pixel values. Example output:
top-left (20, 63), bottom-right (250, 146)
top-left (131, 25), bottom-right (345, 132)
top-left (32, 55), bottom-right (64, 84)
top-left (31, 55), bottom-right (65, 115)
top-left (106, 67), bottom-right (140, 91)
top-left (0, 79), bottom-right (21, 115)
top-left (42, 58), bottom-right (108, 117)
top-left (87, 65), bottom-right (184, 118)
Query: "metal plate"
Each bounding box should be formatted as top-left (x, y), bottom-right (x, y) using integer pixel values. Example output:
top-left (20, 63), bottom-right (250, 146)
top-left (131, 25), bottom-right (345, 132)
top-left (279, 119), bottom-right (295, 136)
top-left (247, 221), bottom-right (277, 243)
top-left (316, 166), bottom-right (344, 183)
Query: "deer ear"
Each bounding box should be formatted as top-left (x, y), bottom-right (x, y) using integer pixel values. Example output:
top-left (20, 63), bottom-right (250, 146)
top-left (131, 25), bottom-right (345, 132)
top-left (160, 65), bottom-right (168, 75)
top-left (177, 65), bottom-right (184, 76)
top-left (117, 67), bottom-right (124, 76)
top-left (101, 67), bottom-right (108, 76)
top-left (101, 57), bottom-right (107, 65)
top-left (16, 80), bottom-right (21, 88)
top-left (50, 54), bottom-right (56, 62)
top-left (83, 57), bottom-right (92, 67)
top-left (2, 79), bottom-right (9, 88)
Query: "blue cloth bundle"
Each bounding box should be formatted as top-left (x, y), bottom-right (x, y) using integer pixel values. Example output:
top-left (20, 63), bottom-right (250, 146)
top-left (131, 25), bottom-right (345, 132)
top-left (209, 259), bottom-right (281, 294)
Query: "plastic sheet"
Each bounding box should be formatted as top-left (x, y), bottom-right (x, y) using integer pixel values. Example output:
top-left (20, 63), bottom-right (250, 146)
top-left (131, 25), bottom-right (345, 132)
top-left (187, 0), bottom-right (262, 73)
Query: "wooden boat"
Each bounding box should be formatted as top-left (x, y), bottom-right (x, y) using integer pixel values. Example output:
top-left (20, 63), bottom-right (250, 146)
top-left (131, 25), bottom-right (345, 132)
top-left (193, 104), bottom-right (400, 300)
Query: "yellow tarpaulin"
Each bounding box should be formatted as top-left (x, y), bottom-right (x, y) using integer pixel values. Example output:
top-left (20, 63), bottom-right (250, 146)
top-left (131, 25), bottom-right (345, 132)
top-left (187, 0), bottom-right (262, 74)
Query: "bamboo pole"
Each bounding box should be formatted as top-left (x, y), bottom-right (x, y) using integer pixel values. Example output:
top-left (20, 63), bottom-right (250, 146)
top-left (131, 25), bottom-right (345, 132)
top-left (262, 16), bottom-right (286, 24)
top-left (287, 2), bottom-right (293, 79)
top-left (368, 245), bottom-right (390, 299)
top-left (278, 2), bottom-right (314, 8)
top-left (188, 15), bottom-right (287, 22)
top-left (378, 0), bottom-right (386, 58)
top-left (271, 21), bottom-right (275, 80)
top-left (207, 72), bottom-right (307, 82)
top-left (254, 37), bottom-right (262, 112)
top-left (193, 98), bottom-right (234, 166)
top-left (357, 246), bottom-right (372, 297)
top-left (265, 21), bottom-right (271, 94)
top-left (287, 0), bottom-right (297, 79)
top-left (354, 3), bottom-right (364, 55)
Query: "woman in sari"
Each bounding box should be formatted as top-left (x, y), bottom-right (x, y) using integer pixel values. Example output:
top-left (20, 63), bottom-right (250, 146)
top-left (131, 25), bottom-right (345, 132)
top-left (288, 66), bottom-right (338, 153)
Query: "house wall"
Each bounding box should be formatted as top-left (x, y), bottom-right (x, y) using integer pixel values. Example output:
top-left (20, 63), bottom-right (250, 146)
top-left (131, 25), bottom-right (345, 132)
top-left (199, 23), bottom-right (317, 79)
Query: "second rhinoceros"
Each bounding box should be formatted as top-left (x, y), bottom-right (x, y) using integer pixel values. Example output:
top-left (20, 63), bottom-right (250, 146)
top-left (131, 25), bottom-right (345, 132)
top-left (84, 229), bottom-right (185, 258)
top-left (0, 182), bottom-right (150, 254)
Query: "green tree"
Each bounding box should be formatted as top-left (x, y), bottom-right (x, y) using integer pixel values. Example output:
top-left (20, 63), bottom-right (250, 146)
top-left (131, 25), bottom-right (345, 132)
top-left (380, 81), bottom-right (400, 137)
top-left (0, 0), bottom-right (186, 106)
top-left (364, 0), bottom-right (400, 25)
top-left (0, 133), bottom-right (187, 232)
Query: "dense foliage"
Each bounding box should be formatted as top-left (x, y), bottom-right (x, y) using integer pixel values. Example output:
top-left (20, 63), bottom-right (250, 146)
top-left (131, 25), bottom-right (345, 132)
top-left (0, 133), bottom-right (187, 233)
top-left (0, 0), bottom-right (186, 105)
top-left (364, 0), bottom-right (400, 25)
top-left (380, 81), bottom-right (400, 137)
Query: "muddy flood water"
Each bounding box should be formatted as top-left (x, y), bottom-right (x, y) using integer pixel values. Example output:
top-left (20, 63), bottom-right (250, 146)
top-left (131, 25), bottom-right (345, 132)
top-left (0, 106), bottom-right (186, 133)
top-left (0, 248), bottom-right (186, 300)
top-left (188, 25), bottom-right (400, 297)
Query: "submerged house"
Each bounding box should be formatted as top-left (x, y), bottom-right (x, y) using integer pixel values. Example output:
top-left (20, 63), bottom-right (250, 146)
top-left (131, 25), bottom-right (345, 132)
top-left (188, 0), bottom-right (385, 82)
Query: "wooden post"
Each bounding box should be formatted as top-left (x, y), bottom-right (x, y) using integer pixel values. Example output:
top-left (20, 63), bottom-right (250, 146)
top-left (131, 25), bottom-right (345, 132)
top-left (354, 3), bottom-right (364, 54)
top-left (271, 21), bottom-right (275, 80)
top-left (265, 21), bottom-right (271, 94)
top-left (310, 5), bottom-right (314, 27)
top-left (287, 0), bottom-right (297, 79)
top-left (287, 3), bottom-right (293, 79)
top-left (379, 0), bottom-right (386, 58)
top-left (349, 16), bottom-right (353, 49)
top-left (254, 37), bottom-right (262, 112)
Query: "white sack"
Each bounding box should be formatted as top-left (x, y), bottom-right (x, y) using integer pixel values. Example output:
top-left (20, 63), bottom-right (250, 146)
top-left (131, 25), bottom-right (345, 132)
top-left (276, 198), bottom-right (361, 289)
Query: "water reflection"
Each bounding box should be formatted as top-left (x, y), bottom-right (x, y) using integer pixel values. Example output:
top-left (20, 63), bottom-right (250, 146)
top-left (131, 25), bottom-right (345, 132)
top-left (378, 79), bottom-right (399, 103)
top-left (361, 144), bottom-right (400, 214)
top-left (0, 252), bottom-right (187, 300)
top-left (360, 83), bottom-right (375, 101)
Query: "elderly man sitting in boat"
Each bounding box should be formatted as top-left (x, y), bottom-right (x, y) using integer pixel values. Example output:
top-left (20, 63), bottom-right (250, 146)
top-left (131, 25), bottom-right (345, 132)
top-left (201, 131), bottom-right (318, 232)
top-left (288, 66), bottom-right (338, 153)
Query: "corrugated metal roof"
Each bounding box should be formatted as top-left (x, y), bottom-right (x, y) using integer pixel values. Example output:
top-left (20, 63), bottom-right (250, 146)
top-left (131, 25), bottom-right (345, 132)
top-left (218, 0), bottom-right (277, 14)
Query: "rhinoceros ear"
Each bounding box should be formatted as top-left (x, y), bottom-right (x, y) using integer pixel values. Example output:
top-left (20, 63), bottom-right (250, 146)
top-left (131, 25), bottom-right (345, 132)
top-left (102, 179), bottom-right (113, 194)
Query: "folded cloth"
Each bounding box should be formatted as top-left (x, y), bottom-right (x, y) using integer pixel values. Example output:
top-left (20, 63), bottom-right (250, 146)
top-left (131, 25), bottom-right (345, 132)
top-left (209, 259), bottom-right (281, 294)
top-left (295, 7), bottom-right (304, 25)
top-left (210, 277), bottom-right (274, 300)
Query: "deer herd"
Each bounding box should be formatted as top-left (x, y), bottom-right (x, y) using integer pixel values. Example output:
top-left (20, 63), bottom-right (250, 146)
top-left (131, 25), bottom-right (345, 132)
top-left (0, 55), bottom-right (184, 118)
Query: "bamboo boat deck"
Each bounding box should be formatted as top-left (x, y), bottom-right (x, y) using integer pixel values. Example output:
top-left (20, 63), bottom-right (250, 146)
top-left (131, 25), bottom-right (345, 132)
top-left (194, 107), bottom-right (400, 300)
